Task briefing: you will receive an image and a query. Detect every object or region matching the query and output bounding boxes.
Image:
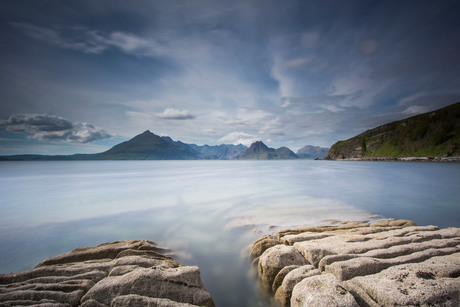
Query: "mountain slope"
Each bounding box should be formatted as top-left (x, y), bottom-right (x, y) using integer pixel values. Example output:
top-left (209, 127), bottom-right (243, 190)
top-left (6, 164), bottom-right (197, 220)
top-left (238, 141), bottom-right (298, 160)
top-left (188, 143), bottom-right (247, 160)
top-left (95, 130), bottom-right (201, 160)
top-left (296, 145), bottom-right (329, 159)
top-left (325, 102), bottom-right (460, 160)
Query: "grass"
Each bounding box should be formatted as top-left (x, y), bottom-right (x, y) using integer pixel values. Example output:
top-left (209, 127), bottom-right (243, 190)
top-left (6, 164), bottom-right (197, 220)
top-left (333, 102), bottom-right (460, 158)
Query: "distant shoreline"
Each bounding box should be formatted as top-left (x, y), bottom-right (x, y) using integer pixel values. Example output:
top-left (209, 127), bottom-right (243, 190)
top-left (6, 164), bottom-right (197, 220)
top-left (1, 156), bottom-right (459, 162)
top-left (323, 156), bottom-right (460, 162)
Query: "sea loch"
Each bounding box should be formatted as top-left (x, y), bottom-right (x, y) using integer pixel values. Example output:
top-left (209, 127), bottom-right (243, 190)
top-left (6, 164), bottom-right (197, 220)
top-left (0, 160), bottom-right (459, 306)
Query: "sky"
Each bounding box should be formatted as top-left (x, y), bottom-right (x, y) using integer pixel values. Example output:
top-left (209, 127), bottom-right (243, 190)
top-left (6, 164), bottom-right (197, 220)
top-left (1, 0), bottom-right (459, 155)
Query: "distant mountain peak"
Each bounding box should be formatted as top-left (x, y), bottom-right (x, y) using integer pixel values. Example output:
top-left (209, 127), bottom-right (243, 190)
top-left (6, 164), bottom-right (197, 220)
top-left (247, 141), bottom-right (270, 152)
top-left (238, 141), bottom-right (298, 160)
top-left (296, 145), bottom-right (330, 159)
top-left (98, 130), bottom-right (200, 160)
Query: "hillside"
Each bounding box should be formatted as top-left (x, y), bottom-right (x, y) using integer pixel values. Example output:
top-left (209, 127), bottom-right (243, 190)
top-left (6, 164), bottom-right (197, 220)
top-left (238, 141), bottom-right (298, 160)
top-left (325, 102), bottom-right (460, 160)
top-left (296, 145), bottom-right (329, 159)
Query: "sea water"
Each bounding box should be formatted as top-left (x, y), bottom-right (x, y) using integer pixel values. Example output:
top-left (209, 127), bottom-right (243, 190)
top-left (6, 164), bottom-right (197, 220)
top-left (0, 160), bottom-right (459, 306)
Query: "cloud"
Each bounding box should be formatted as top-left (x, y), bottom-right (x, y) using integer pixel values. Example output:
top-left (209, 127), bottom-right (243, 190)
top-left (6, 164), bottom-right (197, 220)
top-left (1, 114), bottom-right (73, 132)
top-left (401, 105), bottom-right (429, 115)
top-left (281, 99), bottom-right (291, 108)
top-left (156, 108), bottom-right (195, 120)
top-left (358, 40), bottom-right (379, 55)
top-left (301, 31), bottom-right (321, 49)
top-left (0, 114), bottom-right (111, 143)
top-left (105, 32), bottom-right (166, 56)
top-left (218, 132), bottom-right (259, 146)
top-left (259, 117), bottom-right (285, 136)
top-left (283, 57), bottom-right (311, 69)
top-left (225, 109), bottom-right (272, 127)
top-left (10, 22), bottom-right (164, 57)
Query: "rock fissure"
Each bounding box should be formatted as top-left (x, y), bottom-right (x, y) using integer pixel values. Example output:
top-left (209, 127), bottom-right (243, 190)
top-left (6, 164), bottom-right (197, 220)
top-left (0, 240), bottom-right (215, 307)
top-left (251, 219), bottom-right (460, 306)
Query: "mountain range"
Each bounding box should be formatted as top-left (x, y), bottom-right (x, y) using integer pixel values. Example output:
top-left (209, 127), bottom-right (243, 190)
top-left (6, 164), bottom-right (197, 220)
top-left (296, 145), bottom-right (329, 159)
top-left (4, 101), bottom-right (457, 161)
top-left (0, 130), bottom-right (321, 161)
top-left (237, 141), bottom-right (298, 160)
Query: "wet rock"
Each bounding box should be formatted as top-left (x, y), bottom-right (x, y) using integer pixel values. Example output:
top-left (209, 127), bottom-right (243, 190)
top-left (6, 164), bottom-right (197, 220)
top-left (290, 273), bottom-right (359, 307)
top-left (0, 240), bottom-right (215, 307)
top-left (111, 294), bottom-right (197, 306)
top-left (258, 245), bottom-right (307, 291)
top-left (274, 265), bottom-right (321, 306)
top-left (280, 233), bottom-right (333, 246)
top-left (249, 235), bottom-right (279, 260)
top-left (80, 266), bottom-right (213, 306)
top-left (251, 219), bottom-right (460, 306)
top-left (346, 252), bottom-right (460, 306)
top-left (271, 265), bottom-right (300, 293)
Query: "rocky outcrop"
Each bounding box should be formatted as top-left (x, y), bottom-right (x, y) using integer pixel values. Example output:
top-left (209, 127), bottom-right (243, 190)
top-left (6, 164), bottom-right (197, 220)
top-left (250, 219), bottom-right (460, 306)
top-left (0, 240), bottom-right (215, 307)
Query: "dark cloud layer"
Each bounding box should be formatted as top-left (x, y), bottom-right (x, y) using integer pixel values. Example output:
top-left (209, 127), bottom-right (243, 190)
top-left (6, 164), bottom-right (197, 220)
top-left (0, 0), bottom-right (459, 154)
top-left (10, 22), bottom-right (165, 57)
top-left (0, 114), bottom-right (111, 143)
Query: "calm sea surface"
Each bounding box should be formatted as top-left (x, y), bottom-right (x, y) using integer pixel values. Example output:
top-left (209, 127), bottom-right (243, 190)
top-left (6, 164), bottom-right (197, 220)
top-left (1, 160), bottom-right (459, 306)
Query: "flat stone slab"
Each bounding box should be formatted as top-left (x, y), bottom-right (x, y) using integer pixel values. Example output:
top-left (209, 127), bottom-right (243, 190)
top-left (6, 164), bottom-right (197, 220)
top-left (0, 240), bottom-right (215, 307)
top-left (251, 219), bottom-right (460, 306)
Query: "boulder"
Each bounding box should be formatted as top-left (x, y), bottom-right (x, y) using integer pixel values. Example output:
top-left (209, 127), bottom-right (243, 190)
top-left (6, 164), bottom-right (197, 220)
top-left (111, 294), bottom-right (197, 306)
top-left (345, 252), bottom-right (460, 306)
top-left (290, 273), bottom-right (359, 307)
top-left (249, 235), bottom-right (279, 260)
top-left (274, 265), bottom-right (321, 306)
top-left (0, 240), bottom-right (214, 307)
top-left (80, 266), bottom-right (213, 307)
top-left (271, 265), bottom-right (300, 293)
top-left (258, 245), bottom-right (307, 291)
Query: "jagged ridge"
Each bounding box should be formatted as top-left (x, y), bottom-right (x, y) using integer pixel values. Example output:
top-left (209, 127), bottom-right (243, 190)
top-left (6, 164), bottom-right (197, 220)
top-left (238, 141), bottom-right (298, 160)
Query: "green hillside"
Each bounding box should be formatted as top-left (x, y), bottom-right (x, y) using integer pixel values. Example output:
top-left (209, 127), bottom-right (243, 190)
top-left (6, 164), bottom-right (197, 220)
top-left (326, 102), bottom-right (460, 160)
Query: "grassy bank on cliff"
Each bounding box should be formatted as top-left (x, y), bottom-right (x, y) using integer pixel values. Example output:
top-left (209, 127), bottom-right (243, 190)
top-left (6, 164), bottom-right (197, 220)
top-left (326, 102), bottom-right (460, 159)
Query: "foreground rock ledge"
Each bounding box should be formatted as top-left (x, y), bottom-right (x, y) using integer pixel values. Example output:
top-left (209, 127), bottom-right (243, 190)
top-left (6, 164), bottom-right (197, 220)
top-left (250, 219), bottom-right (460, 306)
top-left (0, 240), bottom-right (215, 307)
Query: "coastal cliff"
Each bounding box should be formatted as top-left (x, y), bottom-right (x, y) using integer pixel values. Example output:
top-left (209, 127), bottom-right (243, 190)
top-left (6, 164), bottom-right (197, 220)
top-left (325, 102), bottom-right (460, 160)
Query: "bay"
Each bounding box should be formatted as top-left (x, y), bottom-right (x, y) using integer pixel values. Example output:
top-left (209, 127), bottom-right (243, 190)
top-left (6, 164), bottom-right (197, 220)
top-left (0, 160), bottom-right (459, 306)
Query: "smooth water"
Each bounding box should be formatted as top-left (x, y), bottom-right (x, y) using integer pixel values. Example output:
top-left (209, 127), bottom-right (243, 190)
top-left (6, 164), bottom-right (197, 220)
top-left (0, 160), bottom-right (459, 306)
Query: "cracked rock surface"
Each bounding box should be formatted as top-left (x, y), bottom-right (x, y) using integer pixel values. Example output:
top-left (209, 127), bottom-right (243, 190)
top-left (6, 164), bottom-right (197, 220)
top-left (251, 219), bottom-right (460, 306)
top-left (0, 240), bottom-right (215, 307)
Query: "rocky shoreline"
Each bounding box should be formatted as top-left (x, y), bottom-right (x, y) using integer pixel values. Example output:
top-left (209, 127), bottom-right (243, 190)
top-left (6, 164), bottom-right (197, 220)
top-left (1, 219), bottom-right (459, 306)
top-left (0, 240), bottom-right (214, 307)
top-left (250, 219), bottom-right (460, 306)
top-left (324, 156), bottom-right (460, 162)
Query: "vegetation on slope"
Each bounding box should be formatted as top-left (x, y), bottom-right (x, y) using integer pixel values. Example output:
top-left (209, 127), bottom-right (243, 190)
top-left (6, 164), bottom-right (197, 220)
top-left (326, 102), bottom-right (460, 159)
